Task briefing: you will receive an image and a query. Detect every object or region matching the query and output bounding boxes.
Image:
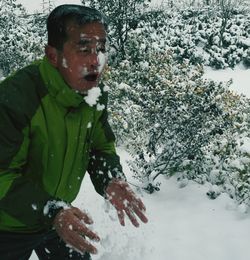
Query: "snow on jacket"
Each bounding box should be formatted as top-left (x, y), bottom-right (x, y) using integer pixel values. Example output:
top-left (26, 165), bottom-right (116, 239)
top-left (0, 57), bottom-right (125, 232)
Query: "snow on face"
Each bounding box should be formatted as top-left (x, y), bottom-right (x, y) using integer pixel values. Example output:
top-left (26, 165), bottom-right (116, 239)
top-left (80, 33), bottom-right (87, 39)
top-left (80, 66), bottom-right (88, 77)
top-left (79, 34), bottom-right (107, 74)
top-left (62, 57), bottom-right (68, 68)
top-left (97, 50), bottom-right (107, 73)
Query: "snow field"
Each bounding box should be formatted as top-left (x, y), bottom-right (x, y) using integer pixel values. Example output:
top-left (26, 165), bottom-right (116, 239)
top-left (30, 144), bottom-right (250, 260)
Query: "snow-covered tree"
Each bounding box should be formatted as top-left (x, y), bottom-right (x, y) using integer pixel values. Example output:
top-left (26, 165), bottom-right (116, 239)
top-left (215, 0), bottom-right (248, 47)
top-left (0, 0), bottom-right (45, 77)
top-left (82, 0), bottom-right (150, 61)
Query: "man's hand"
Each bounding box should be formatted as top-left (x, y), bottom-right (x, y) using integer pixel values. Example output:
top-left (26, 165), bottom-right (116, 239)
top-left (105, 179), bottom-right (148, 227)
top-left (53, 207), bottom-right (100, 254)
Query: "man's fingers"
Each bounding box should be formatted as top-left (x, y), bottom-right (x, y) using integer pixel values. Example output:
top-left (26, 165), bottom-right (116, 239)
top-left (66, 231), bottom-right (98, 255)
top-left (120, 182), bottom-right (147, 212)
top-left (72, 207), bottom-right (93, 225)
top-left (132, 206), bottom-right (148, 224)
top-left (134, 198), bottom-right (146, 212)
top-left (73, 217), bottom-right (100, 241)
top-left (129, 198), bottom-right (148, 223)
top-left (116, 208), bottom-right (125, 226)
top-left (106, 180), bottom-right (148, 227)
top-left (53, 207), bottom-right (100, 255)
top-left (125, 208), bottom-right (139, 227)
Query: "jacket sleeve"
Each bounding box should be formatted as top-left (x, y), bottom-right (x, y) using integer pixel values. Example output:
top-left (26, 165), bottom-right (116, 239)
top-left (87, 92), bottom-right (126, 196)
top-left (0, 103), bottom-right (65, 228)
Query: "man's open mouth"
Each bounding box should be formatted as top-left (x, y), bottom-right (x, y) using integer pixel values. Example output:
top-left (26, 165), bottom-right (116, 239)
top-left (84, 74), bottom-right (98, 82)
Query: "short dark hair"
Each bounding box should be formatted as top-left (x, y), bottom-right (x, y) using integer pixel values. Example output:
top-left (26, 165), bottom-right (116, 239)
top-left (47, 4), bottom-right (108, 50)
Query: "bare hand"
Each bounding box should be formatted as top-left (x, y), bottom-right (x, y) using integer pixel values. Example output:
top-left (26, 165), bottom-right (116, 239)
top-left (105, 179), bottom-right (148, 227)
top-left (53, 207), bottom-right (100, 254)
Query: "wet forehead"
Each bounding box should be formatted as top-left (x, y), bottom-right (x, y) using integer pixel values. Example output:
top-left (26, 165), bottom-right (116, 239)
top-left (66, 21), bottom-right (106, 44)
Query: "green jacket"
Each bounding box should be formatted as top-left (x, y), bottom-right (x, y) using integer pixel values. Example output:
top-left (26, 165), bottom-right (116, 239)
top-left (0, 57), bottom-right (124, 232)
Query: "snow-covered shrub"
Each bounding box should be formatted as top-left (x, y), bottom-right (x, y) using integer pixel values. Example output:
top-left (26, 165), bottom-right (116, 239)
top-left (82, 0), bottom-right (150, 60)
top-left (0, 0), bottom-right (46, 77)
top-left (176, 92), bottom-right (250, 202)
top-left (104, 41), bottom-right (245, 188)
top-left (168, 7), bottom-right (250, 69)
top-left (103, 6), bottom-right (250, 69)
top-left (104, 20), bottom-right (250, 201)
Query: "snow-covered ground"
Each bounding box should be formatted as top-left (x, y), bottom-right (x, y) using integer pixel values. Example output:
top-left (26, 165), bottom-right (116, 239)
top-left (204, 65), bottom-right (250, 98)
top-left (31, 134), bottom-right (250, 260)
top-left (75, 149), bottom-right (250, 260)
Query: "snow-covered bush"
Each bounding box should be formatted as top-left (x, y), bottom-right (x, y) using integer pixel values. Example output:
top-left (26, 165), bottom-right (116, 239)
top-left (105, 42), bottom-right (245, 185)
top-left (165, 7), bottom-right (250, 68)
top-left (82, 0), bottom-right (150, 60)
top-left (102, 6), bottom-right (250, 69)
top-left (0, 0), bottom-right (46, 77)
top-left (177, 92), bottom-right (250, 204)
top-left (104, 22), bottom-right (250, 203)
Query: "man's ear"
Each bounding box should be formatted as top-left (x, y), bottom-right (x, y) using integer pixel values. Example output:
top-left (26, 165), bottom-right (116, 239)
top-left (45, 45), bottom-right (58, 67)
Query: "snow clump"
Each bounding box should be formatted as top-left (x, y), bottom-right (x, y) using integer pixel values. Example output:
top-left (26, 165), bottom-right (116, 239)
top-left (84, 87), bottom-right (102, 106)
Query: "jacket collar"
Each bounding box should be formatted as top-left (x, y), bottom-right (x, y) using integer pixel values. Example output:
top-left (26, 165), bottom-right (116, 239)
top-left (39, 57), bottom-right (84, 108)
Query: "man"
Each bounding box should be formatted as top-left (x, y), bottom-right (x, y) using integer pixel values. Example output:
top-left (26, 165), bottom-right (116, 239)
top-left (0, 5), bottom-right (148, 260)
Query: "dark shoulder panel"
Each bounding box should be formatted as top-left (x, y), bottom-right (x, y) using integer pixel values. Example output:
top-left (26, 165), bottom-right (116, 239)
top-left (0, 64), bottom-right (48, 129)
top-left (0, 65), bottom-right (48, 167)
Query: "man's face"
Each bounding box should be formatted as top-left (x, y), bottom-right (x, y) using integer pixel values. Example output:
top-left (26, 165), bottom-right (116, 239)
top-left (56, 21), bottom-right (107, 93)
